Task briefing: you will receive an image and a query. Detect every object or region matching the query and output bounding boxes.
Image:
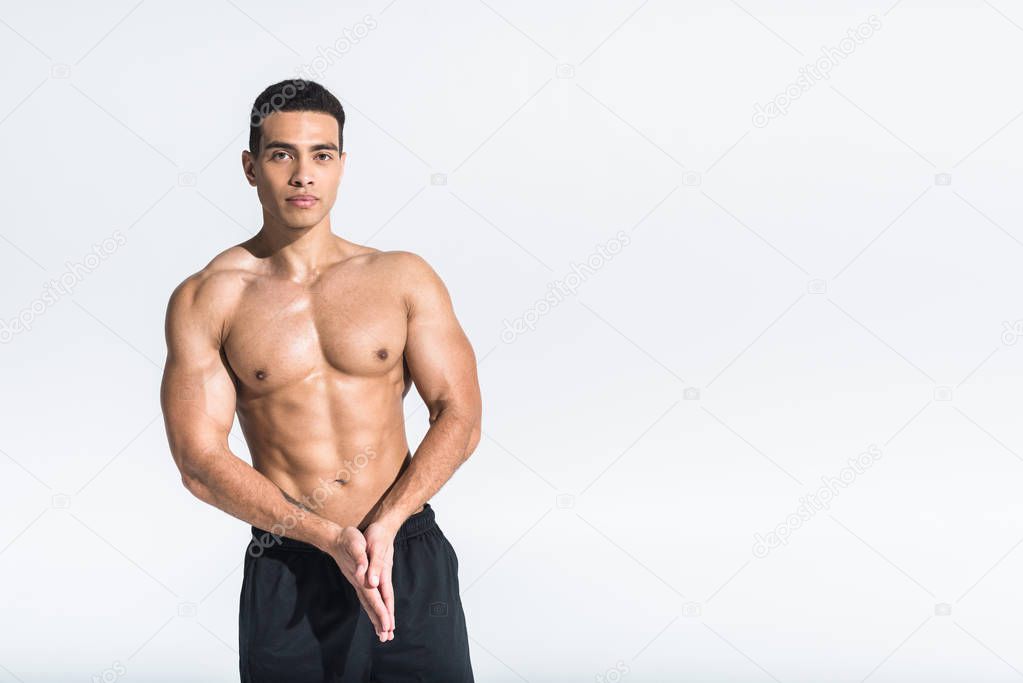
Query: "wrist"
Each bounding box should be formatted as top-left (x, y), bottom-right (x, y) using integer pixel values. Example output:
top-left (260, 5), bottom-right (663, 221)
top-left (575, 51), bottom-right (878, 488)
top-left (366, 506), bottom-right (407, 535)
top-left (312, 519), bottom-right (345, 555)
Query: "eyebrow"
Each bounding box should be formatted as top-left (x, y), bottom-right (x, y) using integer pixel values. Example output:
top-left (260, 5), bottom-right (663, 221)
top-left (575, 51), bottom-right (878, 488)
top-left (263, 140), bottom-right (339, 153)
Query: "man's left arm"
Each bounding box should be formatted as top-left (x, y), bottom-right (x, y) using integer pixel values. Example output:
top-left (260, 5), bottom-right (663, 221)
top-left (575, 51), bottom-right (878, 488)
top-left (362, 252), bottom-right (482, 588)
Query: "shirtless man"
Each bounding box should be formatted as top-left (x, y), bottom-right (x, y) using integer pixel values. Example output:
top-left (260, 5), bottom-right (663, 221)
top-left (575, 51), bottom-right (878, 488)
top-left (159, 79), bottom-right (481, 682)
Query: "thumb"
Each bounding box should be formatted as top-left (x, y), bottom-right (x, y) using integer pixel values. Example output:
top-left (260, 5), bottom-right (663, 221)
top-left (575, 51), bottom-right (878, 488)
top-left (353, 549), bottom-right (369, 582)
top-left (347, 537), bottom-right (369, 580)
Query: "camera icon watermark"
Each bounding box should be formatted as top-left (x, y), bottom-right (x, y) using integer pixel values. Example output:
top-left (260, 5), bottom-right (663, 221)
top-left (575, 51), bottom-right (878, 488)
top-left (934, 602), bottom-right (952, 617)
top-left (555, 63), bottom-right (575, 79)
top-left (177, 172), bottom-right (197, 187)
top-left (428, 601), bottom-right (448, 617)
top-left (51, 493), bottom-right (71, 509)
top-left (683, 387), bottom-right (701, 401)
top-left (682, 601), bottom-right (702, 617)
top-left (556, 493), bottom-right (575, 509)
top-left (681, 171), bottom-right (702, 187)
top-left (50, 63), bottom-right (71, 79)
top-left (178, 602), bottom-right (198, 618)
top-left (934, 173), bottom-right (952, 186)
top-left (430, 172), bottom-right (447, 186)
top-left (933, 386), bottom-right (952, 402)
top-left (807, 278), bottom-right (827, 294)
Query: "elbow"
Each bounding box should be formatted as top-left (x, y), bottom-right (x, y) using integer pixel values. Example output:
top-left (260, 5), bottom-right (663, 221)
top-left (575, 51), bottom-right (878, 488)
top-left (465, 417), bottom-right (481, 457)
top-left (180, 469), bottom-right (212, 503)
top-left (175, 453), bottom-right (207, 499)
top-left (180, 469), bottom-right (202, 497)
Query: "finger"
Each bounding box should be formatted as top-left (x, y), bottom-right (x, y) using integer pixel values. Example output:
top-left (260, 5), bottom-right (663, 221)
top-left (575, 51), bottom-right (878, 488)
top-left (380, 547), bottom-right (395, 636)
top-left (353, 597), bottom-right (382, 642)
top-left (360, 586), bottom-right (391, 640)
top-left (355, 591), bottom-right (384, 637)
top-left (380, 573), bottom-right (395, 639)
top-left (366, 541), bottom-right (386, 589)
top-left (351, 555), bottom-right (386, 637)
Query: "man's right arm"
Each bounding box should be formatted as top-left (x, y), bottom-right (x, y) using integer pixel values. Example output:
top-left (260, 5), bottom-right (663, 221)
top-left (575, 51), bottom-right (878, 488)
top-left (159, 272), bottom-right (392, 640)
top-left (159, 273), bottom-right (342, 550)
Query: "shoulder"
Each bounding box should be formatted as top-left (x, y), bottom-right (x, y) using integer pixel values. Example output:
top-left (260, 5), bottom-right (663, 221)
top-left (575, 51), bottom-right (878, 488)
top-left (368, 249), bottom-right (442, 285)
top-left (165, 245), bottom-right (257, 337)
top-left (374, 250), bottom-right (454, 318)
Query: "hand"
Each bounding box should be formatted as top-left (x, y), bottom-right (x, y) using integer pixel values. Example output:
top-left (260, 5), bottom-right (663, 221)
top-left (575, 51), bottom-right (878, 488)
top-left (328, 526), bottom-right (393, 642)
top-left (362, 520), bottom-right (398, 642)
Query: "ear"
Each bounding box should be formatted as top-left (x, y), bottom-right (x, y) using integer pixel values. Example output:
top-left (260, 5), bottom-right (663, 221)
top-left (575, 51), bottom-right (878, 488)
top-left (242, 149), bottom-right (257, 187)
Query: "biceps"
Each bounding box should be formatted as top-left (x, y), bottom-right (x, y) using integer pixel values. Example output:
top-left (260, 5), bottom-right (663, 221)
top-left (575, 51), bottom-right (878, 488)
top-left (405, 319), bottom-right (478, 415)
top-left (160, 349), bottom-right (237, 466)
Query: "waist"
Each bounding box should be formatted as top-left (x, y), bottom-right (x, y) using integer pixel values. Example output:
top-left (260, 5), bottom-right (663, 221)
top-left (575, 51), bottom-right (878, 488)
top-left (250, 502), bottom-right (436, 553)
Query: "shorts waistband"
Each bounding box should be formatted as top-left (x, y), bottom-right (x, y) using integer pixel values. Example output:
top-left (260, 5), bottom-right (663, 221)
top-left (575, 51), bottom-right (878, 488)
top-left (249, 502), bottom-right (436, 553)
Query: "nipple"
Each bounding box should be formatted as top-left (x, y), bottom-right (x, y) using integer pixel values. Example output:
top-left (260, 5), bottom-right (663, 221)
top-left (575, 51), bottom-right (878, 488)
top-left (375, 349), bottom-right (388, 360)
top-left (255, 369), bottom-right (267, 380)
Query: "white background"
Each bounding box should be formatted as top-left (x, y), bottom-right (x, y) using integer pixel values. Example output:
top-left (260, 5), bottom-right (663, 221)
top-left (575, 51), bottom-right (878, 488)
top-left (2, 0), bottom-right (1023, 681)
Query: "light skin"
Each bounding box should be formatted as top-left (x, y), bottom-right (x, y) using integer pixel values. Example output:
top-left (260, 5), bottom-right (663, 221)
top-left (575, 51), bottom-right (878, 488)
top-left (159, 110), bottom-right (482, 643)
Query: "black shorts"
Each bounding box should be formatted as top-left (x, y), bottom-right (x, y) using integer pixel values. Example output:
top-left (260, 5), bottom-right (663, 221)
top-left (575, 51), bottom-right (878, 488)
top-left (239, 503), bottom-right (474, 682)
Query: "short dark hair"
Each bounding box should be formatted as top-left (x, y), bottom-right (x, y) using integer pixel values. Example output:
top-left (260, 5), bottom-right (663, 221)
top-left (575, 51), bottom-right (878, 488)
top-left (248, 79), bottom-right (345, 156)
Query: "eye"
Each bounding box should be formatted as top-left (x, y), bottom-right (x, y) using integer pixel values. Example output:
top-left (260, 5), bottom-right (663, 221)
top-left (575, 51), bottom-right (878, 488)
top-left (270, 150), bottom-right (291, 160)
top-left (315, 152), bottom-right (332, 161)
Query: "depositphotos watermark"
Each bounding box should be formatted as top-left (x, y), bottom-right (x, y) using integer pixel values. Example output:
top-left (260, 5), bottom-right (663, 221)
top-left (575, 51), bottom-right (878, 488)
top-left (250, 16), bottom-right (379, 129)
top-left (1, 230), bottom-right (127, 344)
top-left (752, 444), bottom-right (882, 558)
top-left (294, 15), bottom-right (378, 83)
top-left (501, 230), bottom-right (632, 343)
top-left (90, 660), bottom-right (126, 683)
top-left (752, 15), bottom-right (882, 128)
top-left (1001, 319), bottom-right (1023, 345)
top-left (595, 660), bottom-right (630, 682)
top-left (249, 446), bottom-right (379, 557)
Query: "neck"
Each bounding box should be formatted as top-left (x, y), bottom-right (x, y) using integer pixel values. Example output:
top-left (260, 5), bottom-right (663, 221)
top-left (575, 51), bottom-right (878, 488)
top-left (251, 213), bottom-right (352, 280)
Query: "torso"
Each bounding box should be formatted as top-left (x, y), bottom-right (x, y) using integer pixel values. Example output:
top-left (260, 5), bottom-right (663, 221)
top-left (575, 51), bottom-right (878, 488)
top-left (207, 240), bottom-right (423, 530)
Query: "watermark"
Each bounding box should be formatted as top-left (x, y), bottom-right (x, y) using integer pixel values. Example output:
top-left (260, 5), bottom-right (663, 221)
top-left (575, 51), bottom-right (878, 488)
top-left (500, 230), bottom-right (632, 343)
top-left (250, 16), bottom-right (379, 130)
top-left (294, 15), bottom-right (378, 83)
top-left (1001, 319), bottom-right (1023, 345)
top-left (752, 444), bottom-right (882, 558)
top-left (90, 660), bottom-right (126, 683)
top-left (0, 230), bottom-right (127, 344)
top-left (752, 15), bottom-right (882, 128)
top-left (595, 660), bottom-right (629, 682)
top-left (249, 446), bottom-right (379, 557)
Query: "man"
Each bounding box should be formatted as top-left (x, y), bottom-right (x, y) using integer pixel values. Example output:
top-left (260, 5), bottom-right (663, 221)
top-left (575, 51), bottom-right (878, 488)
top-left (159, 79), bottom-right (481, 682)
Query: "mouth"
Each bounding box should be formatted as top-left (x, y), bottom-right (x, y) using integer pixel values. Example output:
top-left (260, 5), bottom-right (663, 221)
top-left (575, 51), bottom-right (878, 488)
top-left (286, 195), bottom-right (319, 208)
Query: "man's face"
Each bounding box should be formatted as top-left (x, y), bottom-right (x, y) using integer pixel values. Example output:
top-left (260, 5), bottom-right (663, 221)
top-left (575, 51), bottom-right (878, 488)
top-left (243, 110), bottom-right (346, 229)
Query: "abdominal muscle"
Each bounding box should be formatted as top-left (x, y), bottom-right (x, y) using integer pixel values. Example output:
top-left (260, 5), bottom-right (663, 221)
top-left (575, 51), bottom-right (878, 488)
top-left (235, 374), bottom-right (419, 531)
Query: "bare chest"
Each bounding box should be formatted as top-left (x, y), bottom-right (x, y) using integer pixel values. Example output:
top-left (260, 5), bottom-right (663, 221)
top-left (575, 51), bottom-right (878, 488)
top-left (223, 274), bottom-right (407, 393)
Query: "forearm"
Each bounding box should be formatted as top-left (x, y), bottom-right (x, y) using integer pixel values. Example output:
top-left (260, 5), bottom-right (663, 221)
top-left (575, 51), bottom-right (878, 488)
top-left (178, 445), bottom-right (341, 553)
top-left (368, 407), bottom-right (479, 531)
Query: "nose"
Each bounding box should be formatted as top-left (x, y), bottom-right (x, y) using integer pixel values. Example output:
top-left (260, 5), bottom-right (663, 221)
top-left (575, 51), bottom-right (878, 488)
top-left (290, 159), bottom-right (314, 187)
